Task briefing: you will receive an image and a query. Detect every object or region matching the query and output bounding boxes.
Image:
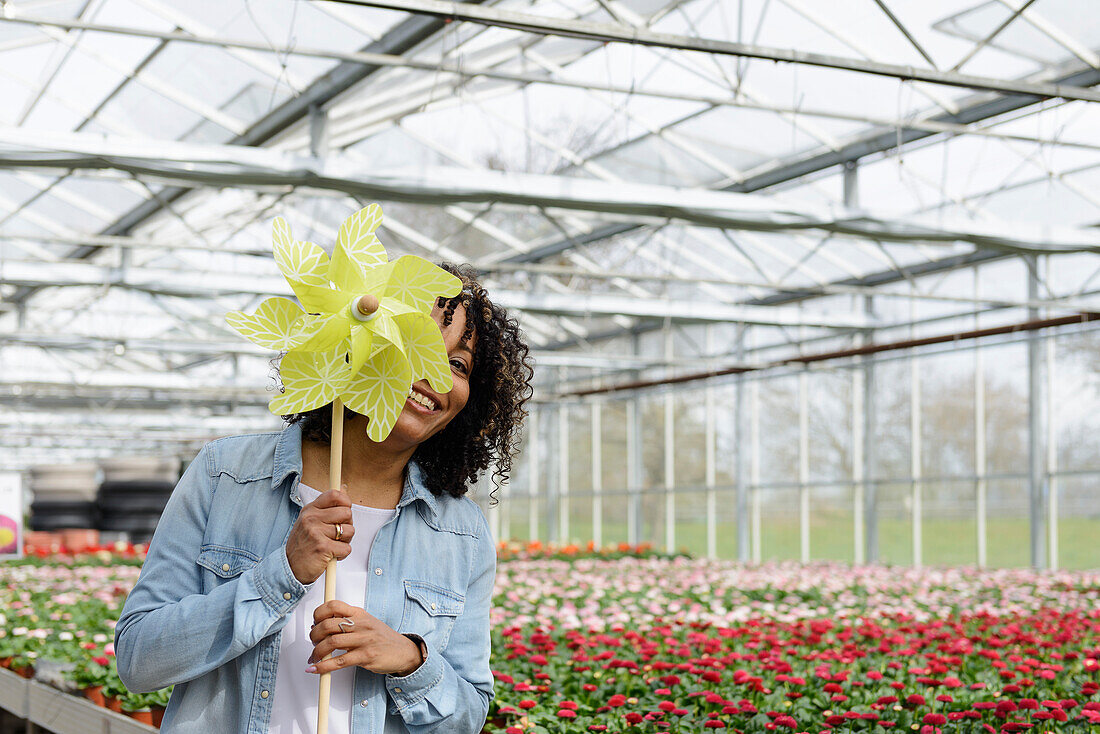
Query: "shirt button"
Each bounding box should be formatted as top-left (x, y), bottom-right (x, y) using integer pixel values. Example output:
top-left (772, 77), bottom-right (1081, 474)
top-left (360, 700), bottom-right (368, 707)
top-left (222, 563), bottom-right (230, 572)
top-left (374, 567), bottom-right (382, 576)
top-left (283, 592), bottom-right (292, 600)
top-left (260, 690), bottom-right (269, 699)
top-left (394, 687), bottom-right (402, 693)
top-left (430, 603), bottom-right (436, 610)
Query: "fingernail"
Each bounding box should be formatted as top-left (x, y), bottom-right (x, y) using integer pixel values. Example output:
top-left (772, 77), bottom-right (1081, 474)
top-left (305, 665), bottom-right (317, 674)
top-left (307, 655), bottom-right (315, 664)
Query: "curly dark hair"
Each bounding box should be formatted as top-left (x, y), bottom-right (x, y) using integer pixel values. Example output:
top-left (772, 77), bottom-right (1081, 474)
top-left (279, 263), bottom-right (533, 506)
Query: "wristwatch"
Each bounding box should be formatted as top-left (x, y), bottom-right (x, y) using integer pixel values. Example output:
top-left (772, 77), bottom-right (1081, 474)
top-left (402, 633), bottom-right (427, 671)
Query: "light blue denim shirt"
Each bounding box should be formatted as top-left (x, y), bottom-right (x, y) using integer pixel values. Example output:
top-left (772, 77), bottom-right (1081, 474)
top-left (115, 421), bottom-right (496, 734)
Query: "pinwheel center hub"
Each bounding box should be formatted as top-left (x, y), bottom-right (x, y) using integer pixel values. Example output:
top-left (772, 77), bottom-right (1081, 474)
top-left (349, 294), bottom-right (380, 322)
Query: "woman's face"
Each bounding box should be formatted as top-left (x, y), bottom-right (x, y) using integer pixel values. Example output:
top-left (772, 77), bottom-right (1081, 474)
top-left (380, 301), bottom-right (475, 448)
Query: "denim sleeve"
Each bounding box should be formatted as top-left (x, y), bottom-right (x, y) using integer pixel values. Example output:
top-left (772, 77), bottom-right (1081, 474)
top-left (114, 443), bottom-right (311, 693)
top-left (384, 510), bottom-right (496, 733)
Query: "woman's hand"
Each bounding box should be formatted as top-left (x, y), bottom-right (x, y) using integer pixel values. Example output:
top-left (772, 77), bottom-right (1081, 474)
top-left (307, 600), bottom-right (422, 677)
top-left (286, 488), bottom-right (355, 585)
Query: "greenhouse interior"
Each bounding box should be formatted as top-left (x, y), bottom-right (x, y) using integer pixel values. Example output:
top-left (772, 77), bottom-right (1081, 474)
top-left (1, 0), bottom-right (1099, 732)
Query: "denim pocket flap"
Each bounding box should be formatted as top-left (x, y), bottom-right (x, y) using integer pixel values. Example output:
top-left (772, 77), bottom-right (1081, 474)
top-left (197, 545), bottom-right (260, 578)
top-left (403, 579), bottom-right (464, 616)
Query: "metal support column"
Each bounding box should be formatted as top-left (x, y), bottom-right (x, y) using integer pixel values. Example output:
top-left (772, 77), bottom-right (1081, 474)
top-left (852, 365), bottom-right (865, 564)
top-left (863, 295), bottom-right (878, 564)
top-left (627, 398), bottom-right (641, 546)
top-left (1047, 328), bottom-right (1058, 569)
top-left (750, 369), bottom-right (762, 563)
top-left (558, 403), bottom-right (569, 544)
top-left (975, 267), bottom-right (987, 568)
top-left (592, 401), bottom-right (603, 549)
top-left (735, 327), bottom-right (750, 562)
top-left (664, 325), bottom-right (675, 553)
top-left (911, 331), bottom-right (922, 569)
top-left (528, 405), bottom-right (539, 541)
top-left (704, 325), bottom-right (717, 559)
top-left (798, 367), bottom-right (810, 563)
top-left (1026, 255), bottom-right (1047, 569)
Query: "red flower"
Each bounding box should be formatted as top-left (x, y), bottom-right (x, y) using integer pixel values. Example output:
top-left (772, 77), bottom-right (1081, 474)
top-left (583, 684), bottom-right (597, 691)
top-left (658, 701), bottom-right (676, 711)
top-left (530, 654), bottom-right (548, 665)
top-left (922, 714), bottom-right (947, 726)
top-left (1017, 699), bottom-right (1039, 710)
top-left (608, 694), bottom-right (627, 707)
top-left (92, 656), bottom-right (109, 666)
top-left (588, 727), bottom-right (608, 732)
top-left (702, 670), bottom-right (722, 683)
top-left (775, 715), bottom-right (798, 729)
top-left (506, 728), bottom-right (523, 734)
top-left (906, 695), bottom-right (926, 706)
top-left (624, 712), bottom-right (643, 724)
top-left (559, 701), bottom-right (578, 710)
top-left (557, 710), bottom-right (577, 718)
top-left (703, 722), bottom-right (725, 729)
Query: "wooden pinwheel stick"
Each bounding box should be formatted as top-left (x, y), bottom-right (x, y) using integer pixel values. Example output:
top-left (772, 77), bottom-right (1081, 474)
top-left (317, 395), bottom-right (344, 734)
top-left (318, 293), bottom-right (374, 734)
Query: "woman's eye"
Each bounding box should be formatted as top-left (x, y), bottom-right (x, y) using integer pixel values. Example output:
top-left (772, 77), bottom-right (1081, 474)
top-left (450, 359), bottom-right (468, 373)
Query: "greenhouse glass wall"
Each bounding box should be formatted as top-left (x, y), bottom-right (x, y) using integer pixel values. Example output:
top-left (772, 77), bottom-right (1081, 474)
top-left (0, 0), bottom-right (1098, 572)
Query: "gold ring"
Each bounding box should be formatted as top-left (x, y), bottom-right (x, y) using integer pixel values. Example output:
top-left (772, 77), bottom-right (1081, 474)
top-left (334, 523), bottom-right (343, 541)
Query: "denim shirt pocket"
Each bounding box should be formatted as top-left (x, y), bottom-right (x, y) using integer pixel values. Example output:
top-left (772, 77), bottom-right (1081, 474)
top-left (196, 544), bottom-right (261, 595)
top-left (398, 579), bottom-right (465, 653)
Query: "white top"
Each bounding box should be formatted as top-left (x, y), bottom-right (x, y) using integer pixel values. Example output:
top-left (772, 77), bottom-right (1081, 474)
top-left (269, 483), bottom-right (398, 734)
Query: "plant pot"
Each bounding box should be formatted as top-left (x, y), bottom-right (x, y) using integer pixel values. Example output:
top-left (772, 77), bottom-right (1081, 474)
top-left (0, 657), bottom-right (12, 669)
top-left (13, 665), bottom-right (33, 679)
top-left (84, 685), bottom-right (105, 707)
top-left (152, 706), bottom-right (165, 727)
top-left (127, 709), bottom-right (154, 725)
top-left (106, 695), bottom-right (122, 713)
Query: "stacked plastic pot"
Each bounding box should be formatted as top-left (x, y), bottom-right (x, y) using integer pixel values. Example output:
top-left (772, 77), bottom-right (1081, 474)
top-left (28, 464), bottom-right (100, 531)
top-left (96, 457), bottom-right (179, 544)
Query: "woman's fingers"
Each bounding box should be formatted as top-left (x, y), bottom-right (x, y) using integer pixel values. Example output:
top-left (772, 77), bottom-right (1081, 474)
top-left (312, 599), bottom-right (359, 626)
top-left (309, 631), bottom-right (357, 663)
top-left (311, 488), bottom-right (352, 509)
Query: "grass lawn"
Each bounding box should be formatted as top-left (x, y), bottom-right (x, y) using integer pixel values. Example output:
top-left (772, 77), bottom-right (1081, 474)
top-left (498, 510), bottom-right (1099, 569)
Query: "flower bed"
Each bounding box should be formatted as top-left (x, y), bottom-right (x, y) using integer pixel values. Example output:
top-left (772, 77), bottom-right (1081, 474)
top-left (2, 552), bottom-right (1098, 732)
top-left (485, 560), bottom-right (1100, 733)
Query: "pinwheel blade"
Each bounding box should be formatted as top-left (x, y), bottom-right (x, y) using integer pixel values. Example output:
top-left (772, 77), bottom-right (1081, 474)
top-left (225, 297), bottom-right (307, 351)
top-left (341, 345), bottom-right (413, 442)
top-left (395, 311), bottom-right (454, 394)
top-left (274, 236), bottom-right (342, 313)
top-left (330, 205), bottom-right (387, 292)
top-left (294, 312), bottom-right (350, 352)
top-left (268, 345), bottom-right (351, 415)
top-left (384, 255), bottom-right (462, 312)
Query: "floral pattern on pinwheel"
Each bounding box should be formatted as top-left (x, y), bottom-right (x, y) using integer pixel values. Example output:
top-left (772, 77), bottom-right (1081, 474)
top-left (225, 204), bottom-right (462, 441)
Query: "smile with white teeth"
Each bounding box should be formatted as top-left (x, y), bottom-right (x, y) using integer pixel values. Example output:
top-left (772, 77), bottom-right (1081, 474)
top-left (407, 388), bottom-right (438, 411)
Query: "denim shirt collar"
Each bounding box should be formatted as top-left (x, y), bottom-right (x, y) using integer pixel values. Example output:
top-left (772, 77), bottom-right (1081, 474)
top-left (271, 420), bottom-right (440, 518)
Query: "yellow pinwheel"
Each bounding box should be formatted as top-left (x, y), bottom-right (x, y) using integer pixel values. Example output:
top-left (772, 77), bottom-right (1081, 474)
top-left (225, 204), bottom-right (462, 441)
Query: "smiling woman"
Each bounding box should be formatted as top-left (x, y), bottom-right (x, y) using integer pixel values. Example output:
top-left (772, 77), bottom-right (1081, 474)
top-left (286, 262), bottom-right (534, 502)
top-left (113, 261), bottom-right (533, 734)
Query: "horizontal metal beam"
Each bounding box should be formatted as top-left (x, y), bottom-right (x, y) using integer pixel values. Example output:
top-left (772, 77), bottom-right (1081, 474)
top-left (3, 128), bottom-right (1099, 253)
top-left (506, 62), bottom-right (1100, 266)
top-left (0, 259), bottom-right (869, 328)
top-left (2, 3), bottom-right (483, 312)
top-left (490, 290), bottom-right (872, 328)
top-left (562, 311), bottom-right (1100, 397)
top-left (6, 12), bottom-right (1095, 153)
top-left (0, 331), bottom-right (671, 370)
top-left (331, 0), bottom-right (1100, 102)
